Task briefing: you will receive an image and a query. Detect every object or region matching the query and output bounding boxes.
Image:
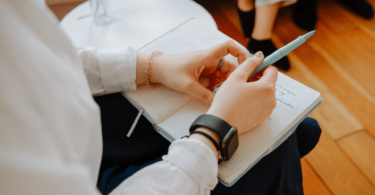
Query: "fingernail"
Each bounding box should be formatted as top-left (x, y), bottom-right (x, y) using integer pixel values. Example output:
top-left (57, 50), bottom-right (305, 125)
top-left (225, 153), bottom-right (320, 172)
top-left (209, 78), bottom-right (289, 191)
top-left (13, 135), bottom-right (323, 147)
top-left (255, 51), bottom-right (263, 58)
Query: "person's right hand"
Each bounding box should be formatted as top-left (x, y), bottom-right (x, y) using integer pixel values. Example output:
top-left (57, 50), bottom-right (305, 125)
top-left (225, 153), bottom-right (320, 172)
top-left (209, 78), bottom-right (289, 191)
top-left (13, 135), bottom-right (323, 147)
top-left (207, 51), bottom-right (278, 135)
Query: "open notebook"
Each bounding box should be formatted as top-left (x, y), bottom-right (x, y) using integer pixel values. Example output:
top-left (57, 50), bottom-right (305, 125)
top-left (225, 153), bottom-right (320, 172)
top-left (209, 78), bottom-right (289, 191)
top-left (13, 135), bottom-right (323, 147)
top-left (121, 19), bottom-right (323, 186)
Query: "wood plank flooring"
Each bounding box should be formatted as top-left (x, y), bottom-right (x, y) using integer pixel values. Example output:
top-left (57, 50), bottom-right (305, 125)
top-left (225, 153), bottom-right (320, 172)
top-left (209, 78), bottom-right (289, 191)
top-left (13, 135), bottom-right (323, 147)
top-left (48, 0), bottom-right (375, 194)
top-left (199, 0), bottom-right (375, 194)
top-left (301, 158), bottom-right (332, 195)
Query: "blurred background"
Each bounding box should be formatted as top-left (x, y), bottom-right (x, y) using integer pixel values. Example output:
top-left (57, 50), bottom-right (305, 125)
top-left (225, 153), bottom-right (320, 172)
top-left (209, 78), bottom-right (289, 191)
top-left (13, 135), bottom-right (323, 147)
top-left (47, 0), bottom-right (375, 194)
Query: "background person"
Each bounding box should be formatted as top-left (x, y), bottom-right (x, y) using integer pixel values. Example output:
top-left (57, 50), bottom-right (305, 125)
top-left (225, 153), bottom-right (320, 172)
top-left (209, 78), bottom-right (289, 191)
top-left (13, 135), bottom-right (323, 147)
top-left (237, 0), bottom-right (297, 71)
top-left (292, 0), bottom-right (374, 31)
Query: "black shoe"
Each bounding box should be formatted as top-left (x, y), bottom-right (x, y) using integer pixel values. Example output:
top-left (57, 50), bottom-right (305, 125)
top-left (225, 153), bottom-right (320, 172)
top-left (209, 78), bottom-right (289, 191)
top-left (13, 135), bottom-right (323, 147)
top-left (248, 38), bottom-right (291, 71)
top-left (292, 0), bottom-right (318, 31)
top-left (237, 6), bottom-right (255, 38)
top-left (335, 0), bottom-right (374, 19)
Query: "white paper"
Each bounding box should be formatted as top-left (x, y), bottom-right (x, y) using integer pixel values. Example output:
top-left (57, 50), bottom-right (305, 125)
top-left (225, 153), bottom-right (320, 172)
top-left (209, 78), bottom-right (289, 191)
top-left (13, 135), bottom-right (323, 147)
top-left (123, 19), bottom-right (321, 184)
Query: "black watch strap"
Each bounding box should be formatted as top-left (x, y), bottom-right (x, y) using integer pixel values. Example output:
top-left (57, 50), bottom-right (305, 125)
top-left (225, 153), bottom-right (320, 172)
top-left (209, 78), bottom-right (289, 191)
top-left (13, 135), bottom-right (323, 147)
top-left (189, 114), bottom-right (232, 145)
top-left (190, 131), bottom-right (220, 151)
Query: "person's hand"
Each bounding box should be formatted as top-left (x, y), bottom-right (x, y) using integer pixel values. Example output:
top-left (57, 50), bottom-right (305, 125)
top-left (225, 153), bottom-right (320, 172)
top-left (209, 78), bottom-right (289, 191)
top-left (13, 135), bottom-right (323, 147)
top-left (150, 40), bottom-right (247, 105)
top-left (207, 51), bottom-right (278, 135)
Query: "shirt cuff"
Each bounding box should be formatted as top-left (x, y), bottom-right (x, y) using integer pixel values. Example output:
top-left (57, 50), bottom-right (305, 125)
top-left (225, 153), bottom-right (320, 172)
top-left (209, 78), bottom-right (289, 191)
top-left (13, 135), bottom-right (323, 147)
top-left (163, 139), bottom-right (218, 190)
top-left (97, 47), bottom-right (137, 94)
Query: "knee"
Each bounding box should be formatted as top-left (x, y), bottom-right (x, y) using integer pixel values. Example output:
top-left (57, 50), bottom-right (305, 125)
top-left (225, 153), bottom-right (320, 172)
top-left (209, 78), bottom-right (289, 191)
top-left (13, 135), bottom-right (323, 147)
top-left (299, 117), bottom-right (322, 136)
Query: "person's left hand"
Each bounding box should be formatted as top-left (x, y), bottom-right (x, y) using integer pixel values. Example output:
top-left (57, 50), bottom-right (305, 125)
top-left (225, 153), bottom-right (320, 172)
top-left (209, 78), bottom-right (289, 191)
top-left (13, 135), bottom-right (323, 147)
top-left (150, 40), bottom-right (247, 105)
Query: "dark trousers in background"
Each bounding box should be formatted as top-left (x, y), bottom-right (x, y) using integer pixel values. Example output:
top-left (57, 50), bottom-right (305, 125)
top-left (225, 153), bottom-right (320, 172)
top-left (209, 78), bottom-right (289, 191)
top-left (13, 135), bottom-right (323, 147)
top-left (95, 93), bottom-right (321, 195)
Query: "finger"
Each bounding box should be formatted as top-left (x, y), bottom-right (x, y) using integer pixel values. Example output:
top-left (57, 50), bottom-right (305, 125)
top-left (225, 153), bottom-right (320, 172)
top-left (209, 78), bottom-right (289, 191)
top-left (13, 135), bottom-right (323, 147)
top-left (208, 77), bottom-right (219, 91)
top-left (248, 69), bottom-right (265, 82)
top-left (199, 76), bottom-right (210, 88)
top-left (257, 66), bottom-right (278, 85)
top-left (205, 72), bottom-right (216, 79)
top-left (220, 58), bottom-right (237, 75)
top-left (214, 70), bottom-right (222, 78)
top-left (234, 51), bottom-right (264, 80)
top-left (208, 40), bottom-right (247, 64)
top-left (249, 75), bottom-right (262, 82)
top-left (185, 81), bottom-right (214, 105)
top-left (216, 58), bottom-right (237, 83)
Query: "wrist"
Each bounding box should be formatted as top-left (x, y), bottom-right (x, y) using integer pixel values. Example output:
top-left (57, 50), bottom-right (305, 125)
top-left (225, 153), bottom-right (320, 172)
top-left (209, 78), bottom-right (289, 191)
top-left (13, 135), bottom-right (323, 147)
top-left (135, 53), bottom-right (148, 85)
top-left (189, 114), bottom-right (239, 161)
top-left (136, 52), bottom-right (166, 86)
top-left (195, 127), bottom-right (220, 145)
top-left (189, 127), bottom-right (220, 161)
top-left (206, 109), bottom-right (229, 126)
top-left (150, 54), bottom-right (167, 84)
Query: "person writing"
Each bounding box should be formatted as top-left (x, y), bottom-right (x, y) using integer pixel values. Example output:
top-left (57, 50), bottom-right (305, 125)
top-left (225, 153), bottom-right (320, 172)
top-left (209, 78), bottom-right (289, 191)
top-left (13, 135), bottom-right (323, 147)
top-left (0, 0), bottom-right (321, 195)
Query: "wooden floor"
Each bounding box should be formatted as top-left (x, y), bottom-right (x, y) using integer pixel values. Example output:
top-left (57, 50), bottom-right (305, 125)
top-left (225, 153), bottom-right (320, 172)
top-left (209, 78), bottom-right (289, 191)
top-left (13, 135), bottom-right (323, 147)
top-left (49, 0), bottom-right (375, 194)
top-left (197, 0), bottom-right (375, 194)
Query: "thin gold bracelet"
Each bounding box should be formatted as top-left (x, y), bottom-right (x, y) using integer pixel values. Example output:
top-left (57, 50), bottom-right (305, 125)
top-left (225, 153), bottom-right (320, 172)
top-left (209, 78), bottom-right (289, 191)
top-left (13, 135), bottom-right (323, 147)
top-left (145, 50), bottom-right (164, 88)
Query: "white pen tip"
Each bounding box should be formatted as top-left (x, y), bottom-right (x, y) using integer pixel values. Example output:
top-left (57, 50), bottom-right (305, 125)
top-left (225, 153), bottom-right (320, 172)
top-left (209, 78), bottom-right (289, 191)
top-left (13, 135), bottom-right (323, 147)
top-left (302, 31), bottom-right (315, 40)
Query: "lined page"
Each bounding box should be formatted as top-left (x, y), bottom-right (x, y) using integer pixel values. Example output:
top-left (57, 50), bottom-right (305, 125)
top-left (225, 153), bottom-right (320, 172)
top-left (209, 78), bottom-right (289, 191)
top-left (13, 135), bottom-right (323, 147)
top-left (218, 72), bottom-right (321, 179)
top-left (137, 19), bottom-right (250, 64)
top-left (124, 18), bottom-right (321, 184)
top-left (158, 72), bottom-right (321, 182)
top-left (124, 19), bottom-right (249, 124)
top-left (125, 84), bottom-right (194, 124)
top-left (159, 98), bottom-right (209, 139)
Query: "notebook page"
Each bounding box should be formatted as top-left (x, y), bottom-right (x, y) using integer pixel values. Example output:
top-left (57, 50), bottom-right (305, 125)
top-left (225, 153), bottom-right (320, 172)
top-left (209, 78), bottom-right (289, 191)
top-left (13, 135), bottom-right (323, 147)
top-left (159, 72), bottom-right (321, 177)
top-left (157, 71), bottom-right (320, 182)
top-left (158, 98), bottom-right (209, 139)
top-left (218, 72), bottom-right (321, 178)
top-left (137, 19), bottom-right (250, 63)
top-left (125, 19), bottom-right (249, 124)
top-left (125, 84), bottom-right (194, 124)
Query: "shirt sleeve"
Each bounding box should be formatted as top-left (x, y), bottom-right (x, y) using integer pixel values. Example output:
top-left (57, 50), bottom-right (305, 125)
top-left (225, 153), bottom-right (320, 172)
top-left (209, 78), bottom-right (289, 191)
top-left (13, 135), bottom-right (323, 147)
top-left (109, 139), bottom-right (219, 195)
top-left (77, 47), bottom-right (137, 96)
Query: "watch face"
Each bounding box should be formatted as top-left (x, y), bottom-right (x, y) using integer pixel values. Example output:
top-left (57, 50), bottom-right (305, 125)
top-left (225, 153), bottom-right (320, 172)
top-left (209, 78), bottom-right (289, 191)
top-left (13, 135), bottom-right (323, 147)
top-left (222, 127), bottom-right (239, 161)
top-left (227, 131), bottom-right (239, 159)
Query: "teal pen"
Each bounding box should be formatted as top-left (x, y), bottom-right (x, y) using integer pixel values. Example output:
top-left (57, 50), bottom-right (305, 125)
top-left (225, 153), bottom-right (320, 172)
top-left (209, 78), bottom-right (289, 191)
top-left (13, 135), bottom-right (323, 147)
top-left (213, 31), bottom-right (315, 95)
top-left (248, 30), bottom-right (315, 79)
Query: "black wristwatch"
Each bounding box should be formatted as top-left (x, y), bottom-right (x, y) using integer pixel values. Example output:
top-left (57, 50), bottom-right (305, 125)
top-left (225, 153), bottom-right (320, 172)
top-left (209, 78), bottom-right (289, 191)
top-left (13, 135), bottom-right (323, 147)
top-left (189, 114), bottom-right (239, 161)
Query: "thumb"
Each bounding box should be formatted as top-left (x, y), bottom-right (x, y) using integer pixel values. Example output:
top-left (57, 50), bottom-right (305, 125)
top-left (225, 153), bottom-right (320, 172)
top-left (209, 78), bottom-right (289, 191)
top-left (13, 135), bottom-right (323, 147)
top-left (185, 81), bottom-right (214, 105)
top-left (234, 51), bottom-right (264, 81)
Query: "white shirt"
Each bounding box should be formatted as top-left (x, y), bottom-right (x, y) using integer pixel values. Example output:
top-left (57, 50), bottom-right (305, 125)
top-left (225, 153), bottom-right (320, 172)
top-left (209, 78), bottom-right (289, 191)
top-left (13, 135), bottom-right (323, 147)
top-left (0, 0), bottom-right (218, 195)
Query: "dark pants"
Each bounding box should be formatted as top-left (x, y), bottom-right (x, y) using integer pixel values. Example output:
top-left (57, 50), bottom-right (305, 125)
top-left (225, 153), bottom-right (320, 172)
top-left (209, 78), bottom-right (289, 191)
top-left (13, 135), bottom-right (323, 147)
top-left (95, 93), bottom-right (321, 195)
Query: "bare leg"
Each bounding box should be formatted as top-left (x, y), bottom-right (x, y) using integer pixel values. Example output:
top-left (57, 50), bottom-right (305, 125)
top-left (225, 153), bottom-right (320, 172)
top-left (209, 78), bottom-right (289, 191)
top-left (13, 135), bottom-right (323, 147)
top-left (237, 0), bottom-right (254, 12)
top-left (251, 2), bottom-right (281, 40)
top-left (247, 2), bottom-right (290, 71)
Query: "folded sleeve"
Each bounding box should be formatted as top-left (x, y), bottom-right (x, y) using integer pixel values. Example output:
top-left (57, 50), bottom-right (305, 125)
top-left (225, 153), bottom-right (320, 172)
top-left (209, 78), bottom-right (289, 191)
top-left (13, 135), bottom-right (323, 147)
top-left (77, 47), bottom-right (137, 96)
top-left (109, 139), bottom-right (219, 195)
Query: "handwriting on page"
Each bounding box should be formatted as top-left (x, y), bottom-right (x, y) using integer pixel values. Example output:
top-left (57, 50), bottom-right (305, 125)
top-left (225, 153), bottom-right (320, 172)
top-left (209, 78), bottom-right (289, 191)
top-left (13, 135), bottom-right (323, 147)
top-left (267, 82), bottom-right (299, 121)
top-left (275, 83), bottom-right (296, 109)
top-left (273, 73), bottom-right (316, 115)
top-left (219, 72), bottom-right (320, 176)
